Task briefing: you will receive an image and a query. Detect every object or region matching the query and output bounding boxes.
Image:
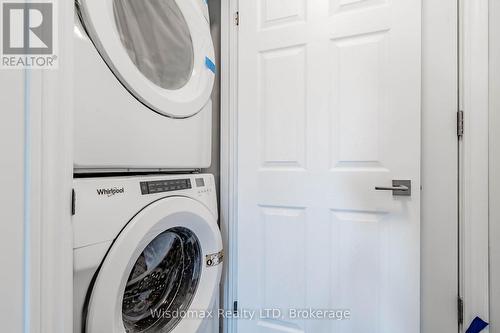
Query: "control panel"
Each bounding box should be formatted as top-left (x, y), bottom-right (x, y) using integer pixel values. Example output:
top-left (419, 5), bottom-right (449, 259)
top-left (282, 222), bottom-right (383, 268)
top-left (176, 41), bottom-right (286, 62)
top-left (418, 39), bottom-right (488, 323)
top-left (140, 178), bottom-right (192, 195)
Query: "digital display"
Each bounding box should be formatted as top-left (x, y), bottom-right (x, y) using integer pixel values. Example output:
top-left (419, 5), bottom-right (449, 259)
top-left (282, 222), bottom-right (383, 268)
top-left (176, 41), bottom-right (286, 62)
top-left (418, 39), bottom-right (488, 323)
top-left (140, 179), bottom-right (191, 195)
top-left (195, 178), bottom-right (205, 187)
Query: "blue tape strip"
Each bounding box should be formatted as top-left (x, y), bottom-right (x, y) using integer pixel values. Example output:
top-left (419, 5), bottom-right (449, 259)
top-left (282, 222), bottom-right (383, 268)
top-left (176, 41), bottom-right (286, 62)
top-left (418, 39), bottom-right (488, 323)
top-left (465, 317), bottom-right (489, 333)
top-left (205, 57), bottom-right (216, 74)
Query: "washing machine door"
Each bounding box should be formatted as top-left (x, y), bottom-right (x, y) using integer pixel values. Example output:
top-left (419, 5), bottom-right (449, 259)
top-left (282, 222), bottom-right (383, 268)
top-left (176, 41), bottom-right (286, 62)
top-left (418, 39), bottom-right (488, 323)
top-left (77, 0), bottom-right (215, 118)
top-left (85, 197), bottom-right (223, 333)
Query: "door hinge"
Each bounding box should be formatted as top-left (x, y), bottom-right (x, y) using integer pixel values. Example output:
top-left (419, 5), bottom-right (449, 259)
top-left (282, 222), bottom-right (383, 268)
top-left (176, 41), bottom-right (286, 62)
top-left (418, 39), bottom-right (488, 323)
top-left (458, 296), bottom-right (464, 325)
top-left (71, 189), bottom-right (76, 216)
top-left (234, 11), bottom-right (239, 26)
top-left (457, 110), bottom-right (464, 139)
top-left (233, 300), bottom-right (238, 314)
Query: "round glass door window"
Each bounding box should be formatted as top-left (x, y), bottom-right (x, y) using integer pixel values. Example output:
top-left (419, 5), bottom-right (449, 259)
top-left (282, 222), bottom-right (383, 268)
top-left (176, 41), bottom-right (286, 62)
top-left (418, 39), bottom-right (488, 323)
top-left (122, 227), bottom-right (202, 332)
top-left (113, 0), bottom-right (195, 90)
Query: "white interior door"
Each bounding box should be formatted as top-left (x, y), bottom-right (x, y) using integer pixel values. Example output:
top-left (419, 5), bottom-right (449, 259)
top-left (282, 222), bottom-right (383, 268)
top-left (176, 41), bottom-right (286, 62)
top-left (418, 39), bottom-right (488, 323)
top-left (236, 0), bottom-right (421, 332)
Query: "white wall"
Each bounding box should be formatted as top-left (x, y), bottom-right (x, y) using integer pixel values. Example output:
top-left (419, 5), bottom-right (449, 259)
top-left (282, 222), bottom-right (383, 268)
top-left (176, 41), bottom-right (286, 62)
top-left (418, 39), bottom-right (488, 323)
top-left (490, 0), bottom-right (500, 330)
top-left (0, 66), bottom-right (26, 333)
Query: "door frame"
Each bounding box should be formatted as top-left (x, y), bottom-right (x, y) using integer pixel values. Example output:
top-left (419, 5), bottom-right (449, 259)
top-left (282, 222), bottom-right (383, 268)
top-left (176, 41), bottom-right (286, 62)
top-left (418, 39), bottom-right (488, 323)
top-left (30, 3), bottom-right (75, 332)
top-left (0, 0), bottom-right (74, 331)
top-left (489, 0), bottom-right (500, 329)
top-left (459, 0), bottom-right (490, 330)
top-left (220, 0), bottom-right (239, 332)
top-left (220, 1), bottom-right (461, 332)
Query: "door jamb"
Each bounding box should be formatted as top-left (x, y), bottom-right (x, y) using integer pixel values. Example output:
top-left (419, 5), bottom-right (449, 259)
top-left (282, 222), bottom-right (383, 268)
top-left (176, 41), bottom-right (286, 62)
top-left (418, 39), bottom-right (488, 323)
top-left (220, 0), bottom-right (239, 332)
top-left (459, 0), bottom-right (490, 330)
top-left (489, 0), bottom-right (500, 328)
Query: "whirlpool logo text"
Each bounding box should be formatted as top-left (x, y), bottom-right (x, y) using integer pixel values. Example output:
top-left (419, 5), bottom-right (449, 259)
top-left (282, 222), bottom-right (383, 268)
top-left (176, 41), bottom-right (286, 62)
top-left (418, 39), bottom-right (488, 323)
top-left (96, 187), bottom-right (125, 197)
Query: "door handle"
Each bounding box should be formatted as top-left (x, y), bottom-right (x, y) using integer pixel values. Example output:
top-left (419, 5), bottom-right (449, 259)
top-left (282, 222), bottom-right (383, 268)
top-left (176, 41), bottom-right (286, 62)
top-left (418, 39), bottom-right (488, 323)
top-left (375, 185), bottom-right (409, 191)
top-left (375, 180), bottom-right (411, 196)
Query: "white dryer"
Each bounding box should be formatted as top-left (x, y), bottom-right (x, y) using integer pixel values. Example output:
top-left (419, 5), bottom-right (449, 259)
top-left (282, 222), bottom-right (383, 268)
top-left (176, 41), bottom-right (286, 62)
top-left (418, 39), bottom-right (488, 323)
top-left (73, 174), bottom-right (223, 333)
top-left (74, 0), bottom-right (215, 170)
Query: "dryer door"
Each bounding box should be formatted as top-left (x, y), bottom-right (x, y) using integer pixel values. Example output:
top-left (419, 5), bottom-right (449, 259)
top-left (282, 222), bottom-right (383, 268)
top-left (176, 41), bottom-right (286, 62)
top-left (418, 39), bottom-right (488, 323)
top-left (85, 197), bottom-right (223, 333)
top-left (77, 0), bottom-right (215, 118)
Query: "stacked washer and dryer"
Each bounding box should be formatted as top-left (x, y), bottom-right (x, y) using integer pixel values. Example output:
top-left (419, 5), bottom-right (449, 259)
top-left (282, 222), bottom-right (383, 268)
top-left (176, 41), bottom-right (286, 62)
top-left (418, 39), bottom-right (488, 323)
top-left (72, 1), bottom-right (222, 332)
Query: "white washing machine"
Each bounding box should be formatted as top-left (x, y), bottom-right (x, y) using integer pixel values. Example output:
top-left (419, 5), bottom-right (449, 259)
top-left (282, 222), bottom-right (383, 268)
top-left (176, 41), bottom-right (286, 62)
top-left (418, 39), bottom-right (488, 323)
top-left (74, 0), bottom-right (215, 170)
top-left (73, 174), bottom-right (223, 333)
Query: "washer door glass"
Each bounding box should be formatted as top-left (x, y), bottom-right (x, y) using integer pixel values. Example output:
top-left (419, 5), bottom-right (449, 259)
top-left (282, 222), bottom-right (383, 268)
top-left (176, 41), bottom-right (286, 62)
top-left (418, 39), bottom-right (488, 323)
top-left (113, 0), bottom-right (194, 90)
top-left (122, 227), bottom-right (202, 332)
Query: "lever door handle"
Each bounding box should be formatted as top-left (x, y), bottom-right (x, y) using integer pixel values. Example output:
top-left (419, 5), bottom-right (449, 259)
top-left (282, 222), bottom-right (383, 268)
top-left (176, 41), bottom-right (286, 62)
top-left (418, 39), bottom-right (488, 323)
top-left (375, 185), bottom-right (409, 191)
top-left (375, 180), bottom-right (411, 196)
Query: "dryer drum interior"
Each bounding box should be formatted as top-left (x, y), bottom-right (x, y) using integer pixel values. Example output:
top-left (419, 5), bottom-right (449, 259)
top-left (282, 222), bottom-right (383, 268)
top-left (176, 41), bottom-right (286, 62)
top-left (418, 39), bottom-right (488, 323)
top-left (122, 227), bottom-right (202, 333)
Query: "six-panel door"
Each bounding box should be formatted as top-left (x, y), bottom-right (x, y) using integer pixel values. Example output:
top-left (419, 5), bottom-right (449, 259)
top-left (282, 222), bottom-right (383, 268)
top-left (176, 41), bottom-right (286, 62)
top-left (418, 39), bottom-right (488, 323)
top-left (237, 0), bottom-right (421, 332)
